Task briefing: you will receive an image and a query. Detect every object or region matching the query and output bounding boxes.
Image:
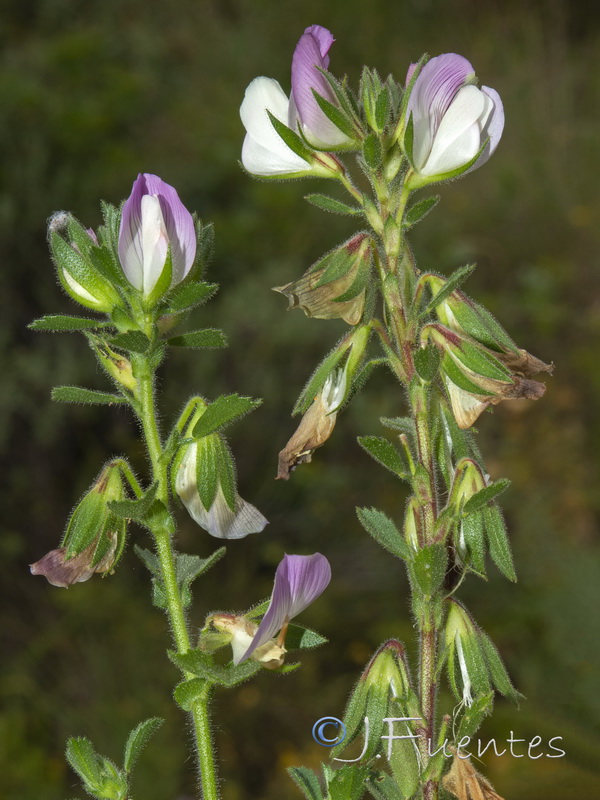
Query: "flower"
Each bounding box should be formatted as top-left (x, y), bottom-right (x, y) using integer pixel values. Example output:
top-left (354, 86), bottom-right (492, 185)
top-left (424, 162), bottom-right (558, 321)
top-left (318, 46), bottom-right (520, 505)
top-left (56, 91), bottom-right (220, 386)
top-left (217, 553), bottom-right (331, 667)
top-left (240, 25), bottom-right (350, 177)
top-left (118, 174), bottom-right (196, 297)
top-left (29, 540), bottom-right (117, 588)
top-left (406, 53), bottom-right (504, 179)
top-left (175, 436), bottom-right (268, 539)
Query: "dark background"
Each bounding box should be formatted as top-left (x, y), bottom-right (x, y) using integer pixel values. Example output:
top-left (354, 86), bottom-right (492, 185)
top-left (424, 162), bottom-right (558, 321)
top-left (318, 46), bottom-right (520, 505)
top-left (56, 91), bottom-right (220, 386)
top-left (1, 1), bottom-right (599, 798)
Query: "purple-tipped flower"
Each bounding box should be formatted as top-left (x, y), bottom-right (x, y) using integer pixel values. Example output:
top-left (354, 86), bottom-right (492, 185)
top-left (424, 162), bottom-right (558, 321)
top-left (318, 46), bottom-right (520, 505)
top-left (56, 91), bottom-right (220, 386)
top-left (118, 174), bottom-right (196, 297)
top-left (406, 54), bottom-right (504, 179)
top-left (234, 553), bottom-right (331, 665)
top-left (240, 25), bottom-right (350, 176)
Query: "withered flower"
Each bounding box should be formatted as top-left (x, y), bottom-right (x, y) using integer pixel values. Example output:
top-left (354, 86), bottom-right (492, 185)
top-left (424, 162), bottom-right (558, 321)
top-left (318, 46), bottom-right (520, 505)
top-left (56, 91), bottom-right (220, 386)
top-left (442, 752), bottom-right (505, 800)
top-left (30, 537), bottom-right (117, 589)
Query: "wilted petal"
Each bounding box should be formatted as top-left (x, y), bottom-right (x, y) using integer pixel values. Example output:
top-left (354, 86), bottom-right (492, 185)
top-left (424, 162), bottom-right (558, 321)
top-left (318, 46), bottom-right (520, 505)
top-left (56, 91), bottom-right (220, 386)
top-left (30, 542), bottom-right (115, 589)
top-left (237, 553), bottom-right (331, 663)
top-left (240, 77), bottom-right (312, 175)
top-left (443, 754), bottom-right (506, 800)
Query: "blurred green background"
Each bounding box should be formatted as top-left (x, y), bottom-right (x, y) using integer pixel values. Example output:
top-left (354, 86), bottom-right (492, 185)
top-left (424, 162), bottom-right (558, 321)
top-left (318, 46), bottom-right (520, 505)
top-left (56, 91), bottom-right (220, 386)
top-left (1, 0), bottom-right (599, 798)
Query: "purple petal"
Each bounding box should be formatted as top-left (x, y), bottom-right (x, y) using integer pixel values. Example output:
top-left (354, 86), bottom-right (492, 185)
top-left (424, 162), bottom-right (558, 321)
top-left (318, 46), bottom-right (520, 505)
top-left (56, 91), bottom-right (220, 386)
top-left (405, 62), bottom-right (418, 86)
top-left (238, 553), bottom-right (331, 662)
top-left (303, 24), bottom-right (335, 66)
top-left (119, 173), bottom-right (147, 290)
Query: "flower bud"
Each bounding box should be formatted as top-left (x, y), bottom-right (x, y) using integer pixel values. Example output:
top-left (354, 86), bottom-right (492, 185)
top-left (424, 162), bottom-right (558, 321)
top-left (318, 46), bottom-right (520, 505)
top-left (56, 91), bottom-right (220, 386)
top-left (274, 233), bottom-right (372, 326)
top-left (403, 497), bottom-right (420, 551)
top-left (362, 639), bottom-right (413, 705)
top-left (445, 599), bottom-right (489, 707)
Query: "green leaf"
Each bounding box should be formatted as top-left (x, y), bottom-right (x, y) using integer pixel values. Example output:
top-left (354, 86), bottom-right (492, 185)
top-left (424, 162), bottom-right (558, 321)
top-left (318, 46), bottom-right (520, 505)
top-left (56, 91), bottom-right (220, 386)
top-left (312, 91), bottom-right (357, 140)
top-left (174, 678), bottom-right (207, 711)
top-left (110, 330), bottom-right (151, 353)
top-left (176, 548), bottom-right (227, 607)
top-left (109, 483), bottom-right (158, 521)
top-left (482, 504), bottom-right (516, 581)
top-left (192, 394), bottom-right (261, 438)
top-left (123, 718), bottom-right (163, 773)
top-left (165, 281), bottom-right (218, 312)
top-left (411, 543), bottom-right (448, 596)
top-left (380, 416), bottom-right (416, 439)
top-left (363, 132), bottom-right (383, 169)
top-left (461, 511), bottom-right (487, 575)
top-left (414, 344), bottom-right (441, 382)
top-left (29, 314), bottom-right (105, 332)
top-left (478, 631), bottom-right (523, 704)
top-left (293, 336), bottom-right (351, 415)
top-left (358, 435), bottom-right (410, 479)
top-left (168, 328), bottom-right (227, 348)
top-left (65, 737), bottom-right (102, 790)
top-left (51, 386), bottom-right (127, 405)
top-left (375, 86), bottom-right (391, 131)
top-left (366, 771), bottom-right (404, 800)
top-left (267, 112), bottom-right (312, 160)
top-left (169, 650), bottom-right (262, 687)
top-left (425, 264), bottom-right (476, 314)
top-left (288, 766), bottom-right (324, 800)
top-left (327, 763), bottom-right (371, 800)
top-left (457, 692), bottom-right (494, 740)
top-left (356, 507), bottom-right (412, 560)
top-left (463, 478), bottom-right (511, 515)
top-left (285, 623), bottom-right (328, 651)
top-left (304, 193), bottom-right (362, 216)
top-left (404, 195), bottom-right (440, 229)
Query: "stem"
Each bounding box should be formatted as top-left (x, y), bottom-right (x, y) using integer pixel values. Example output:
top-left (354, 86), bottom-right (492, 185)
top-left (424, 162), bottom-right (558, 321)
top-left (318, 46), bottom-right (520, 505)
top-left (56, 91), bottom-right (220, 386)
top-left (135, 350), bottom-right (220, 800)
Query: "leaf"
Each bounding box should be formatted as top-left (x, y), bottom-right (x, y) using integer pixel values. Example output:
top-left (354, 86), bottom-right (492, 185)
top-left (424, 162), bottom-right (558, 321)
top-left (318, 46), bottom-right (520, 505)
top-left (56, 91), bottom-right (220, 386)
top-left (356, 507), bottom-right (412, 560)
top-left (358, 435), bottom-right (410, 479)
top-left (457, 692), bottom-right (494, 740)
top-left (288, 766), bottom-right (325, 800)
top-left (404, 195), bottom-right (440, 229)
top-left (176, 549), bottom-right (227, 607)
top-left (123, 718), bottom-right (163, 773)
top-left (461, 511), bottom-right (487, 576)
top-left (312, 91), bottom-right (357, 139)
top-left (425, 263), bottom-right (476, 314)
top-left (174, 678), bottom-right (207, 711)
top-left (463, 478), bottom-right (511, 515)
top-left (478, 631), bottom-right (523, 704)
top-left (192, 394), bottom-right (262, 438)
top-left (305, 193), bottom-right (362, 216)
top-left (380, 416), bottom-right (416, 439)
top-left (362, 133), bottom-right (383, 169)
top-left (411, 543), bottom-right (448, 596)
top-left (285, 623), bottom-right (328, 650)
top-left (110, 330), bottom-right (151, 353)
top-left (29, 314), bottom-right (105, 332)
top-left (414, 344), bottom-right (441, 382)
top-left (51, 386), bottom-right (126, 405)
top-left (169, 649), bottom-right (262, 687)
top-left (165, 281), bottom-right (218, 312)
top-left (109, 483), bottom-right (158, 521)
top-left (65, 737), bottom-right (102, 790)
top-left (327, 763), bottom-right (372, 800)
top-left (375, 86), bottom-right (391, 131)
top-left (267, 112), bottom-right (312, 160)
top-left (482, 504), bottom-right (516, 581)
top-left (366, 771), bottom-right (404, 800)
top-left (168, 328), bottom-right (227, 348)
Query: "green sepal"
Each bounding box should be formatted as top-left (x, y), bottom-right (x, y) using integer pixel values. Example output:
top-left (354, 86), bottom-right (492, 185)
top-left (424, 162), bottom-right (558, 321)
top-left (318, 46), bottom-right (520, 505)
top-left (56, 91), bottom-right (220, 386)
top-left (312, 91), bottom-right (358, 141)
top-left (439, 403), bottom-right (471, 460)
top-left (461, 511), bottom-right (487, 576)
top-left (123, 717), bottom-right (163, 774)
top-left (192, 394), bottom-right (262, 438)
top-left (356, 507), bottom-right (412, 560)
top-left (423, 264), bottom-right (476, 314)
top-left (109, 483), bottom-right (158, 522)
top-left (478, 630), bottom-right (523, 704)
top-left (414, 344), bottom-right (441, 383)
top-left (169, 649), bottom-right (262, 687)
top-left (196, 435), bottom-right (219, 510)
top-left (411, 544), bottom-right (448, 597)
top-left (109, 330), bottom-right (151, 353)
top-left (63, 491), bottom-right (108, 557)
top-left (403, 113), bottom-right (415, 167)
top-left (404, 195), bottom-right (440, 230)
top-left (185, 219), bottom-right (215, 282)
top-left (318, 67), bottom-right (362, 122)
top-left (408, 138), bottom-right (489, 190)
top-left (442, 353), bottom-right (495, 396)
top-left (463, 478), bottom-right (511, 515)
top-left (288, 766), bottom-right (325, 800)
top-left (451, 295), bottom-right (520, 354)
top-left (380, 416), bottom-right (416, 440)
top-left (387, 717), bottom-right (421, 799)
top-left (164, 281), bottom-right (218, 312)
top-left (168, 329), bottom-right (227, 348)
top-left (267, 111), bottom-right (312, 161)
top-left (51, 386), bottom-right (127, 405)
top-left (305, 193), bottom-right (362, 216)
top-left (174, 678), bottom-right (208, 711)
top-left (363, 133), bottom-right (383, 169)
top-left (88, 243), bottom-right (128, 292)
top-left (482, 504), bottom-right (516, 581)
top-left (29, 314), bottom-right (107, 332)
top-left (293, 336), bottom-right (351, 415)
top-left (375, 86), bottom-right (391, 131)
top-left (332, 256), bottom-right (370, 303)
top-left (365, 771), bottom-right (404, 800)
top-left (326, 763), bottom-right (372, 800)
top-left (358, 435), bottom-right (410, 480)
top-left (456, 692), bottom-right (494, 740)
top-left (285, 623), bottom-right (328, 651)
top-left (144, 247), bottom-right (173, 309)
top-left (455, 339), bottom-right (512, 382)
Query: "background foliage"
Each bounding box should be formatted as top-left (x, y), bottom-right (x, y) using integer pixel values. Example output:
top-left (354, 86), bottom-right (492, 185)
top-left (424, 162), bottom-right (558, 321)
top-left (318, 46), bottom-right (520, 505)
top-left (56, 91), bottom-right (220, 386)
top-left (1, 0), bottom-right (599, 798)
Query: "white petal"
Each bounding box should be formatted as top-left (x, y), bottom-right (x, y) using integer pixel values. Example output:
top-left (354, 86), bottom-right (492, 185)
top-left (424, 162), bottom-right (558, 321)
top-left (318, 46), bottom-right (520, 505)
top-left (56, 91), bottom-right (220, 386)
top-left (240, 77), bottom-right (311, 175)
top-left (140, 195), bottom-right (169, 296)
top-left (421, 85), bottom-right (486, 176)
top-left (445, 376), bottom-right (489, 429)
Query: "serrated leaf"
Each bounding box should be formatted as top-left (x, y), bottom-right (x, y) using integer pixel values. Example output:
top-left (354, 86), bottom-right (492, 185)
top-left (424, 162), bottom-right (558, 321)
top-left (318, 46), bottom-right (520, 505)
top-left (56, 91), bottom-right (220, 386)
top-left (288, 766), bottom-right (324, 800)
top-left (411, 543), bottom-right (448, 596)
top-left (357, 507), bottom-right (412, 560)
top-left (414, 344), bottom-right (441, 382)
top-left (29, 314), bottom-right (105, 332)
top-left (425, 264), bottom-right (476, 314)
top-left (305, 193), bottom-right (362, 216)
top-left (110, 330), bottom-right (151, 353)
top-left (285, 623), bottom-right (327, 650)
top-left (123, 717), bottom-right (163, 773)
top-left (109, 483), bottom-right (158, 521)
top-left (66, 737), bottom-right (102, 790)
top-left (174, 678), bottom-right (207, 711)
top-left (482, 504), bottom-right (516, 581)
top-left (51, 386), bottom-right (126, 405)
top-left (192, 394), bottom-right (261, 438)
top-left (463, 478), bottom-right (511, 515)
top-left (312, 91), bottom-right (357, 140)
top-left (168, 328), bottom-right (227, 348)
top-left (267, 111), bottom-right (312, 160)
top-left (404, 195), bottom-right (440, 229)
top-left (165, 281), bottom-right (218, 312)
top-left (358, 435), bottom-right (409, 479)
